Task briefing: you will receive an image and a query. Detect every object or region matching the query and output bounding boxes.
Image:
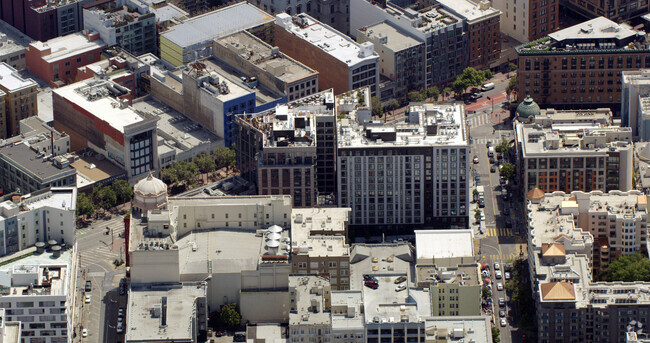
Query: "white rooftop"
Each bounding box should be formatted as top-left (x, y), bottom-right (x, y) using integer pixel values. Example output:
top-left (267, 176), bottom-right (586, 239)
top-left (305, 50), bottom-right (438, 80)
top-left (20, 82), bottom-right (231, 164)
top-left (361, 22), bottom-right (422, 52)
top-left (161, 2), bottom-right (273, 48)
top-left (126, 283), bottom-right (206, 342)
top-left (0, 63), bottom-right (36, 91)
top-left (276, 13), bottom-right (378, 66)
top-left (436, 0), bottom-right (501, 23)
top-left (0, 248), bottom-right (73, 297)
top-left (0, 20), bottom-right (31, 55)
top-left (0, 188), bottom-right (76, 219)
top-left (549, 16), bottom-right (638, 42)
top-left (414, 229), bottom-right (474, 260)
top-left (53, 80), bottom-right (149, 133)
top-left (362, 275), bottom-right (430, 323)
top-left (30, 32), bottom-right (106, 63)
top-left (291, 208), bottom-right (350, 257)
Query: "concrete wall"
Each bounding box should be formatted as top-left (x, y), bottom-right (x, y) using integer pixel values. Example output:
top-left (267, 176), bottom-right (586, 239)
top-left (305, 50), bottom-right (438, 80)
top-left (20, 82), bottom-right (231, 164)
top-left (149, 74), bottom-right (185, 114)
top-left (274, 24), bottom-right (350, 95)
top-left (240, 291), bottom-right (289, 323)
top-left (130, 249), bottom-right (180, 284)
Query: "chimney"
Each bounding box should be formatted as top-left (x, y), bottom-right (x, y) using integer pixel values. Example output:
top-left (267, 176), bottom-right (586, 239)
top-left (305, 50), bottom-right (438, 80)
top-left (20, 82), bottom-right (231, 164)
top-left (160, 297), bottom-right (168, 328)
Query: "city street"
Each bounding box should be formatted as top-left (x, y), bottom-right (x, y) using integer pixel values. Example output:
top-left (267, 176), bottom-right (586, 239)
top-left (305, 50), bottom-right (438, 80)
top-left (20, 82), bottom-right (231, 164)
top-left (465, 74), bottom-right (527, 343)
top-left (76, 214), bottom-right (128, 343)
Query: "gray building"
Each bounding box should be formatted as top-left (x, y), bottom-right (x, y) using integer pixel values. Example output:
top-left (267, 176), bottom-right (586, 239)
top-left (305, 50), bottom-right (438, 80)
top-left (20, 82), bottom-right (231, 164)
top-left (251, 0), bottom-right (351, 35)
top-left (356, 21), bottom-right (425, 100)
top-left (83, 1), bottom-right (157, 56)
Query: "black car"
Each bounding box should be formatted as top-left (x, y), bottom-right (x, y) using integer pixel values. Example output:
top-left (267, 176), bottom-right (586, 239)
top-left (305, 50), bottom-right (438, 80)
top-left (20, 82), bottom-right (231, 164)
top-left (363, 274), bottom-right (377, 282)
top-left (490, 166), bottom-right (496, 173)
top-left (486, 141), bottom-right (492, 148)
top-left (85, 280), bottom-right (92, 292)
top-left (503, 207), bottom-right (510, 215)
top-left (478, 199), bottom-right (485, 208)
top-left (119, 279), bottom-right (126, 295)
top-left (474, 174), bottom-right (480, 182)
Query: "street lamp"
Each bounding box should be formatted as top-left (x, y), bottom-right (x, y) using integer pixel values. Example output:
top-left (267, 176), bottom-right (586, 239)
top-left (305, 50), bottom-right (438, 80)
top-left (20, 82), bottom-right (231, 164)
top-left (487, 96), bottom-right (494, 115)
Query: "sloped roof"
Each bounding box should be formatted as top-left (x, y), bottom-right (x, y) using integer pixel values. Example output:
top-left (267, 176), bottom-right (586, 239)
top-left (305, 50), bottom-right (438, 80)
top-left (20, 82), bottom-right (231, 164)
top-left (540, 282), bottom-right (575, 301)
top-left (526, 187), bottom-right (545, 200)
top-left (541, 243), bottom-right (566, 257)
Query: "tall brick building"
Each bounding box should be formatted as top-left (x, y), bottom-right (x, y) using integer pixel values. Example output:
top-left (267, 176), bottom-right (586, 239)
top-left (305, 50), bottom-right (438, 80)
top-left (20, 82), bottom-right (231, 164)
top-left (516, 17), bottom-right (650, 112)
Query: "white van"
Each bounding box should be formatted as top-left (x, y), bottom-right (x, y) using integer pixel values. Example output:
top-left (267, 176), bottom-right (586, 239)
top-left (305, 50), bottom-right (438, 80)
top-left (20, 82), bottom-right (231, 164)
top-left (481, 82), bottom-right (495, 91)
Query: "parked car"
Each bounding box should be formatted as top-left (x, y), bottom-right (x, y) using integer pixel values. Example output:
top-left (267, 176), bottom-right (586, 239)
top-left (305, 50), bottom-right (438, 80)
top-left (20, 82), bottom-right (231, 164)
top-left (494, 263), bottom-right (501, 270)
top-left (394, 276), bottom-right (407, 284)
top-left (490, 166), bottom-right (496, 173)
top-left (499, 309), bottom-right (506, 317)
top-left (505, 272), bottom-right (511, 280)
top-left (118, 308), bottom-right (124, 317)
top-left (500, 318), bottom-right (507, 327)
top-left (234, 332), bottom-right (247, 342)
top-left (497, 283), bottom-right (503, 291)
top-left (478, 199), bottom-right (485, 208)
top-left (498, 297), bottom-right (505, 307)
top-left (117, 322), bottom-right (123, 334)
top-left (495, 270), bottom-right (502, 279)
top-left (85, 295), bottom-right (91, 303)
top-left (473, 156), bottom-right (479, 164)
top-left (85, 280), bottom-right (92, 292)
top-left (363, 275), bottom-right (377, 282)
top-left (395, 284), bottom-right (407, 292)
top-left (364, 280), bottom-right (378, 289)
top-left (82, 329), bottom-right (88, 337)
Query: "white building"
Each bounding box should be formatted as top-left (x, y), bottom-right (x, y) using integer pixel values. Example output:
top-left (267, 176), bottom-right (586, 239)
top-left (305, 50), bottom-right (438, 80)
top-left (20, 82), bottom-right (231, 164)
top-left (0, 243), bottom-right (78, 343)
top-left (337, 102), bottom-right (469, 232)
top-left (0, 188), bottom-right (76, 256)
top-left (622, 70), bottom-right (650, 140)
top-left (126, 282), bottom-right (208, 343)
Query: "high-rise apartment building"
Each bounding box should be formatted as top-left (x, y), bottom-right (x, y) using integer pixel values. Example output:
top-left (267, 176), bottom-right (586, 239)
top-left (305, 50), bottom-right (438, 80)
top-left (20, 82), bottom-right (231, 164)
top-left (516, 17), bottom-right (650, 111)
top-left (491, 0), bottom-right (559, 43)
top-left (514, 107), bottom-right (634, 193)
top-left (564, 0), bottom-right (649, 23)
top-left (0, 63), bottom-right (38, 139)
top-left (235, 90), bottom-right (336, 207)
top-left (527, 190), bottom-right (650, 343)
top-left (337, 101), bottom-right (469, 233)
top-left (621, 69), bottom-right (650, 140)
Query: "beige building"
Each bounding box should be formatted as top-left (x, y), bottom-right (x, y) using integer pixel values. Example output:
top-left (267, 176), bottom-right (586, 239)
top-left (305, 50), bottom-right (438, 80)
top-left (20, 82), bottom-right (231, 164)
top-left (291, 208), bottom-right (351, 290)
top-left (0, 63), bottom-right (37, 139)
top-left (0, 20), bottom-right (30, 71)
top-left (515, 108), bottom-right (634, 193)
top-left (414, 230), bottom-right (481, 317)
top-left (289, 275), bottom-right (332, 341)
top-left (527, 190), bottom-right (650, 343)
top-left (356, 21), bottom-right (425, 100)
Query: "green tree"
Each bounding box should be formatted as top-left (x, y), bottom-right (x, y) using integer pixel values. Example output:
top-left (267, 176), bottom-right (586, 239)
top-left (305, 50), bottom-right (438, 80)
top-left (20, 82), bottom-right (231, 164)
top-left (492, 327), bottom-right (501, 343)
top-left (95, 186), bottom-right (117, 212)
top-left (371, 96), bottom-right (383, 117)
top-left (509, 62), bottom-right (518, 73)
top-left (452, 78), bottom-right (468, 97)
top-left (499, 162), bottom-right (516, 181)
top-left (442, 87), bottom-right (451, 101)
top-left (387, 99), bottom-right (400, 111)
top-left (161, 165), bottom-right (180, 184)
top-left (459, 67), bottom-right (486, 88)
top-left (112, 179), bottom-right (133, 204)
top-left (212, 147), bottom-right (236, 170)
top-left (427, 86), bottom-right (440, 101)
top-left (482, 285), bottom-right (491, 300)
top-left (495, 140), bottom-right (510, 155)
top-left (219, 303), bottom-right (241, 328)
top-left (408, 90), bottom-right (425, 102)
top-left (76, 193), bottom-right (95, 218)
top-left (473, 188), bottom-right (479, 199)
top-left (194, 153), bottom-right (216, 174)
top-left (505, 76), bottom-right (518, 101)
top-left (176, 161), bottom-right (199, 185)
top-left (483, 69), bottom-right (494, 80)
top-left (608, 252), bottom-right (650, 282)
top-left (474, 209), bottom-right (482, 223)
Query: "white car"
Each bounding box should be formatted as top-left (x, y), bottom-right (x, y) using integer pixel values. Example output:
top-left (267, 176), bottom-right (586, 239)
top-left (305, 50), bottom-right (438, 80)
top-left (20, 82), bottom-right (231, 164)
top-left (505, 272), bottom-right (511, 280)
top-left (117, 323), bottom-right (123, 334)
top-left (500, 318), bottom-right (507, 327)
top-left (495, 270), bottom-right (502, 279)
top-left (497, 283), bottom-right (503, 291)
top-left (395, 284), bottom-right (407, 292)
top-left (82, 329), bottom-right (88, 337)
top-left (84, 295), bottom-right (91, 303)
top-left (480, 212), bottom-right (486, 221)
top-left (494, 263), bottom-right (501, 270)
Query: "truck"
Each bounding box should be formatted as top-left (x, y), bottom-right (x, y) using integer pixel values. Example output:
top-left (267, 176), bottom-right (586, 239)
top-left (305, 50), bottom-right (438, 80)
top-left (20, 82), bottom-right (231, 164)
top-left (488, 146), bottom-right (495, 157)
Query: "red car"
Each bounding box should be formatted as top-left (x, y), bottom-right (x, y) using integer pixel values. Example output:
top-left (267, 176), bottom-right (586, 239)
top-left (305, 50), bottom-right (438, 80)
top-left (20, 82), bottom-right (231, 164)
top-left (364, 280), bottom-right (378, 289)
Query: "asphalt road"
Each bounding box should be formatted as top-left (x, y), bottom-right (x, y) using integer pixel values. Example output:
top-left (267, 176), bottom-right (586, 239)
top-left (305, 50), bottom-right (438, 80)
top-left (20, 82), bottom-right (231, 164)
top-left (76, 214), bottom-right (127, 343)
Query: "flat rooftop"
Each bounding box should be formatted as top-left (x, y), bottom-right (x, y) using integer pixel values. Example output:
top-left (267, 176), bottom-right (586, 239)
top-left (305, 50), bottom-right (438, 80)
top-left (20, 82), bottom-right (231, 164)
top-left (20, 187), bottom-right (76, 212)
top-left (415, 262), bottom-right (479, 287)
top-left (127, 283), bottom-right (205, 342)
top-left (201, 58), bottom-right (281, 105)
top-left (176, 176), bottom-right (255, 197)
top-left (0, 63), bottom-right (36, 91)
top-left (339, 103), bottom-right (468, 148)
top-left (330, 291), bottom-right (364, 330)
top-left (359, 22), bottom-right (422, 52)
top-left (131, 97), bottom-right (223, 151)
top-left (276, 13), bottom-right (378, 66)
top-left (362, 274), bottom-right (431, 323)
top-left (436, 0), bottom-right (500, 23)
top-left (414, 229), bottom-right (474, 260)
top-left (0, 20), bottom-right (31, 55)
top-left (215, 31), bottom-right (317, 83)
top-left (0, 248), bottom-right (73, 297)
top-left (128, 0), bottom-right (188, 22)
top-left (349, 243), bottom-right (414, 291)
top-left (177, 230), bottom-right (258, 275)
top-left (423, 316), bottom-right (492, 343)
top-left (549, 17), bottom-right (638, 43)
top-left (53, 80), bottom-right (153, 133)
top-left (383, 3), bottom-right (462, 33)
top-left (517, 124), bottom-right (633, 157)
top-left (289, 275), bottom-right (331, 325)
top-left (30, 33), bottom-right (106, 63)
top-left (161, 2), bottom-right (273, 48)
top-left (70, 153), bottom-right (125, 189)
top-left (0, 143), bottom-right (75, 182)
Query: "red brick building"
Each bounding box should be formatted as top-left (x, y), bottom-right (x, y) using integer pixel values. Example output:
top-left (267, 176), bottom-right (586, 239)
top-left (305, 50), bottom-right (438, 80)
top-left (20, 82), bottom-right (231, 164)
top-left (25, 31), bottom-right (106, 87)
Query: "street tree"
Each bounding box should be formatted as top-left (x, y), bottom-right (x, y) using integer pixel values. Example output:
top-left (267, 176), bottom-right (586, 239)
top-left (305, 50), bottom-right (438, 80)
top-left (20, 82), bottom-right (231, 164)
top-left (76, 193), bottom-right (95, 218)
top-left (96, 186), bottom-right (117, 212)
top-left (483, 69), bottom-right (494, 80)
top-left (505, 76), bottom-right (517, 101)
top-left (194, 153), bottom-right (216, 174)
top-left (452, 78), bottom-right (469, 97)
top-left (219, 303), bottom-right (241, 328)
top-left (495, 140), bottom-right (510, 155)
top-left (112, 179), bottom-right (133, 203)
top-left (442, 87), bottom-right (452, 101)
top-left (371, 96), bottom-right (383, 117)
top-left (408, 90), bottom-right (425, 102)
top-left (499, 162), bottom-right (516, 181)
top-left (474, 209), bottom-right (482, 223)
top-left (427, 86), bottom-right (440, 101)
top-left (492, 327), bottom-right (501, 343)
